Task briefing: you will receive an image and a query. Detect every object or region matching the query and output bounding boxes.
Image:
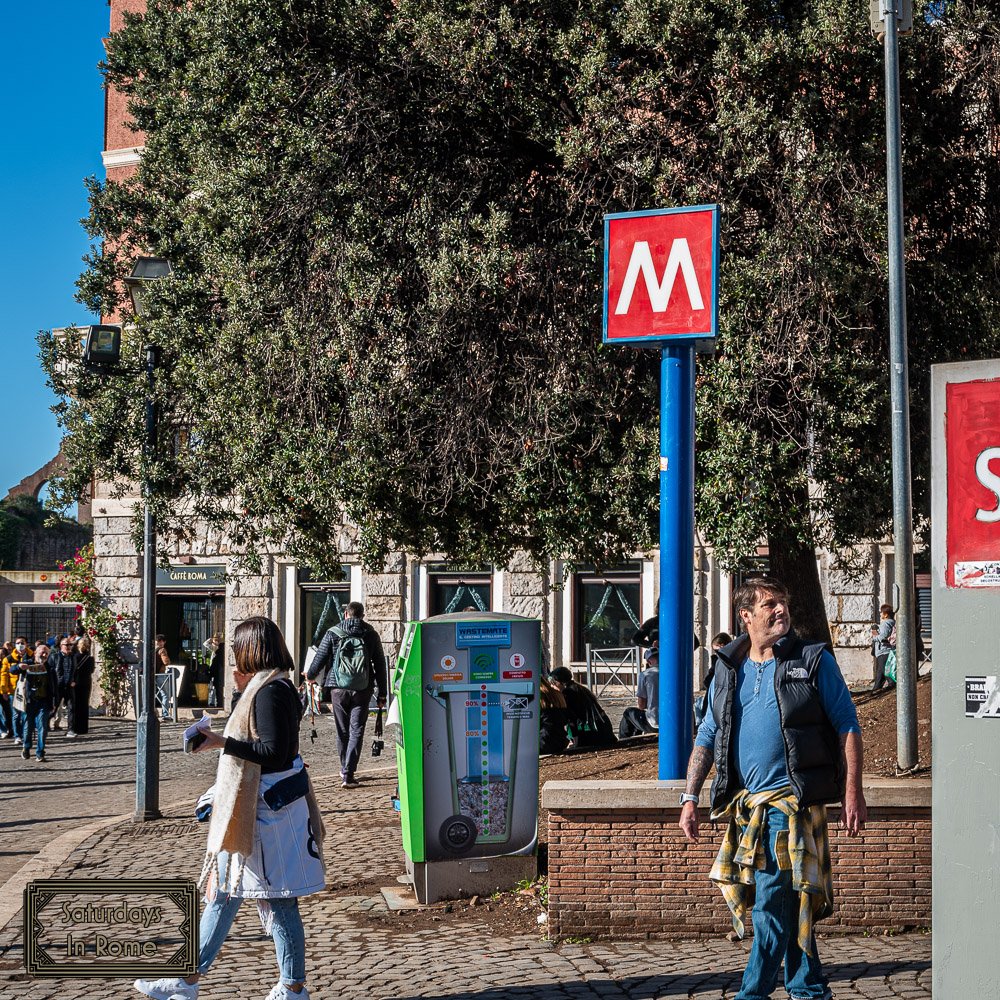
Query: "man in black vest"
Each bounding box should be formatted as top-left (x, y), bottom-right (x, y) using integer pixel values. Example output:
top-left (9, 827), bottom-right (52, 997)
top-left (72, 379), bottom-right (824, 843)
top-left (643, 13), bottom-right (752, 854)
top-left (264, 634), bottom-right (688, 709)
top-left (679, 577), bottom-right (866, 1000)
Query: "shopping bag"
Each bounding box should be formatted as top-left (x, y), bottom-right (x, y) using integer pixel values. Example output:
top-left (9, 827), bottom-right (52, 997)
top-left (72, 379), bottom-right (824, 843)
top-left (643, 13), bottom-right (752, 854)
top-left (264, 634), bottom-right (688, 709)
top-left (12, 675), bottom-right (27, 713)
top-left (884, 650), bottom-right (897, 684)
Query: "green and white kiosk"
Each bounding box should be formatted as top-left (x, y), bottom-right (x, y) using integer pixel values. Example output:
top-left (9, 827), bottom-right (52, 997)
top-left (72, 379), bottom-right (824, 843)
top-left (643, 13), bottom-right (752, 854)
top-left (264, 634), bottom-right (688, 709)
top-left (392, 612), bottom-right (540, 904)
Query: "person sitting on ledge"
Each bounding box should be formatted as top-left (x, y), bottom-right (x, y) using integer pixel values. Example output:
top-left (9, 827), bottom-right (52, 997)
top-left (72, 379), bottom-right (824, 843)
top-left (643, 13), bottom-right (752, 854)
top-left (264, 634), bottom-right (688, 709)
top-left (549, 667), bottom-right (616, 750)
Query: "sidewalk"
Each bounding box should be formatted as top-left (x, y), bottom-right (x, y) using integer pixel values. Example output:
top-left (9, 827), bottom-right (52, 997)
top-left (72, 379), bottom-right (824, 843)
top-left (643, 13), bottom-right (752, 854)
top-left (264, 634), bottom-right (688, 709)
top-left (0, 730), bottom-right (931, 999)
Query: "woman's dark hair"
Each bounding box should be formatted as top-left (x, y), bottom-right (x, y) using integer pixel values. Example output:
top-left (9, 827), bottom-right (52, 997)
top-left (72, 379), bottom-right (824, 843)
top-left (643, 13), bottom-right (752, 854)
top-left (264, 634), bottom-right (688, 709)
top-left (232, 617), bottom-right (294, 674)
top-left (711, 632), bottom-right (733, 648)
top-left (549, 666), bottom-right (574, 685)
top-left (879, 603), bottom-right (894, 618)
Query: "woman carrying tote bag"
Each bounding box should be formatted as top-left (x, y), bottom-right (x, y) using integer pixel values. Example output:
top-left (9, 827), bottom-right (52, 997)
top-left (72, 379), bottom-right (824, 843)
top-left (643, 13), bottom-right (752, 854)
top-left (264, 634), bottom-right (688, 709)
top-left (134, 617), bottom-right (325, 1000)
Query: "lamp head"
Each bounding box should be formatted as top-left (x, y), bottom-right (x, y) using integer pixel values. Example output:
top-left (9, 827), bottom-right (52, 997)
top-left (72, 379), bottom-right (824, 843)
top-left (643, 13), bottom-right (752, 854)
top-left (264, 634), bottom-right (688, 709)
top-left (83, 325), bottom-right (122, 367)
top-left (124, 256), bottom-right (173, 316)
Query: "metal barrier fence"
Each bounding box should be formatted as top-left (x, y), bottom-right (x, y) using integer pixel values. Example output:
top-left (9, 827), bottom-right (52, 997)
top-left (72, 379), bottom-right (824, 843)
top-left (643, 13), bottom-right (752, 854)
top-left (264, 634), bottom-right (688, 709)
top-left (583, 644), bottom-right (643, 698)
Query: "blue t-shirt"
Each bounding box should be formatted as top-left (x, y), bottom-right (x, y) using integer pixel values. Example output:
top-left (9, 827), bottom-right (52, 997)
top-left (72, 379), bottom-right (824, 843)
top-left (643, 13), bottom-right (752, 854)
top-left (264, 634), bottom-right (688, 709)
top-left (694, 649), bottom-right (860, 794)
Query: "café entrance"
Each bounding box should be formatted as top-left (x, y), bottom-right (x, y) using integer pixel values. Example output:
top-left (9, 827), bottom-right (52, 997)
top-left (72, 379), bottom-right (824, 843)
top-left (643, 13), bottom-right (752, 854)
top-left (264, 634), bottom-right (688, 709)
top-left (155, 564), bottom-right (226, 706)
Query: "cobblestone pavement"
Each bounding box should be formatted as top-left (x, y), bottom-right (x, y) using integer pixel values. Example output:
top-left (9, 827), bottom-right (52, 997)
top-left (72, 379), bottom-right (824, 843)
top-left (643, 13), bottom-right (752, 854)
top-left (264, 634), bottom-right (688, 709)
top-left (0, 718), bottom-right (931, 1000)
top-left (0, 713), bottom-right (355, 886)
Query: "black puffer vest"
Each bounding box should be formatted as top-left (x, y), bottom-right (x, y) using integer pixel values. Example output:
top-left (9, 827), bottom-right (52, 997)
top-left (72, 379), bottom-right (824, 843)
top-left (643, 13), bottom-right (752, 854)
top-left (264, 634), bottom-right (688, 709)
top-left (709, 630), bottom-right (845, 811)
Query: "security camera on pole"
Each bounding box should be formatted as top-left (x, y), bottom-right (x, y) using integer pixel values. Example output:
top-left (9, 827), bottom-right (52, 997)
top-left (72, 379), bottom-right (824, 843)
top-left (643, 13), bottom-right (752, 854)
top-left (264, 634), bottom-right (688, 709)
top-left (603, 205), bottom-right (720, 779)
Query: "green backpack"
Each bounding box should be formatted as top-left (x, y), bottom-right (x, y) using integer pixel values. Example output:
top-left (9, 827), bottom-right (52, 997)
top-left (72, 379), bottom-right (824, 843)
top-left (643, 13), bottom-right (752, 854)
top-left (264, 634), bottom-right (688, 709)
top-left (328, 626), bottom-right (371, 691)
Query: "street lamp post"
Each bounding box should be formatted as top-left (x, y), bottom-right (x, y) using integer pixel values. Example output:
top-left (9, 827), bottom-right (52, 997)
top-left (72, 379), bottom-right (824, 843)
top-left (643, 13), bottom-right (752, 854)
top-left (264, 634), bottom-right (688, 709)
top-left (125, 257), bottom-right (172, 820)
top-left (83, 258), bottom-right (171, 819)
top-left (134, 342), bottom-right (161, 820)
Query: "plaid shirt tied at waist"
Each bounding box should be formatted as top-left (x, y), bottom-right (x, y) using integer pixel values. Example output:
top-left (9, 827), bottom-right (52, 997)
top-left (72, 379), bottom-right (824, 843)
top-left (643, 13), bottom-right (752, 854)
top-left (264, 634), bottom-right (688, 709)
top-left (709, 786), bottom-right (833, 956)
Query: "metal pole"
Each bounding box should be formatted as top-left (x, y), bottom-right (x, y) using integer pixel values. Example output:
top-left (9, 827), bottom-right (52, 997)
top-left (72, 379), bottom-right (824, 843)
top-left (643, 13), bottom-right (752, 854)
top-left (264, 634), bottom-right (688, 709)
top-left (658, 344), bottom-right (696, 779)
top-left (882, 1), bottom-right (918, 770)
top-left (135, 344), bottom-right (161, 820)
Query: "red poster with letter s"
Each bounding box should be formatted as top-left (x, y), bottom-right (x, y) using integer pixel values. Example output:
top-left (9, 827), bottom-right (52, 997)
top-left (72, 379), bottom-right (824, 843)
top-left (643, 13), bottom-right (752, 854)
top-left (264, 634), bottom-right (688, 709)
top-left (946, 378), bottom-right (1000, 587)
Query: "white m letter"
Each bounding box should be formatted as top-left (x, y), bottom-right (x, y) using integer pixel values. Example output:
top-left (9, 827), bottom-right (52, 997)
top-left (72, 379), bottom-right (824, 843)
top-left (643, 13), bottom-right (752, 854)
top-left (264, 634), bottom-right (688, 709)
top-left (975, 447), bottom-right (1000, 522)
top-left (614, 239), bottom-right (705, 315)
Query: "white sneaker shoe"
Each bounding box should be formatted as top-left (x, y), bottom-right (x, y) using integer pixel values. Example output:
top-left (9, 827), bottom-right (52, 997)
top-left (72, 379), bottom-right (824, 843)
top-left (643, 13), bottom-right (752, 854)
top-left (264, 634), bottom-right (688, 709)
top-left (265, 984), bottom-right (310, 1000)
top-left (134, 977), bottom-right (199, 1000)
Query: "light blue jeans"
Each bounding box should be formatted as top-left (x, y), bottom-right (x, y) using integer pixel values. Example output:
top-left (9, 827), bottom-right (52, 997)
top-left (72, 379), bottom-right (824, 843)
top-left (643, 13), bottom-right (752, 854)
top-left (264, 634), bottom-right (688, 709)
top-left (198, 891), bottom-right (306, 984)
top-left (735, 808), bottom-right (831, 1000)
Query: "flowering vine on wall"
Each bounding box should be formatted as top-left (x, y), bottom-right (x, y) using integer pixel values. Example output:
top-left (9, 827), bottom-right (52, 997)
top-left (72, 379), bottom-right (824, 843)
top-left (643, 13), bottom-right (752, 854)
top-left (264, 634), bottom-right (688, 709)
top-left (50, 543), bottom-right (131, 716)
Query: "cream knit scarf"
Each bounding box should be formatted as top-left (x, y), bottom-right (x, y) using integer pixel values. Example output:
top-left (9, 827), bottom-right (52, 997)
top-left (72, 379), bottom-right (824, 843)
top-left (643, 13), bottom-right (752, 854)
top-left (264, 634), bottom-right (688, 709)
top-left (198, 668), bottom-right (325, 895)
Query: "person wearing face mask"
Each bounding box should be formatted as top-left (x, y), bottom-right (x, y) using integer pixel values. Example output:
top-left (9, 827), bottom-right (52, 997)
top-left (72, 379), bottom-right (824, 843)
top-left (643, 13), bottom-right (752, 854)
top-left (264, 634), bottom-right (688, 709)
top-left (3, 638), bottom-right (31, 745)
top-left (11, 643), bottom-right (58, 761)
top-left (0, 641), bottom-right (16, 739)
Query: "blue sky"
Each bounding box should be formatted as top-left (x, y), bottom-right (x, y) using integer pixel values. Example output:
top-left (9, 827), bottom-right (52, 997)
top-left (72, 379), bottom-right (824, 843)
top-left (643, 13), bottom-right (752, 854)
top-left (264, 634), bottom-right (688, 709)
top-left (0, 1), bottom-right (107, 496)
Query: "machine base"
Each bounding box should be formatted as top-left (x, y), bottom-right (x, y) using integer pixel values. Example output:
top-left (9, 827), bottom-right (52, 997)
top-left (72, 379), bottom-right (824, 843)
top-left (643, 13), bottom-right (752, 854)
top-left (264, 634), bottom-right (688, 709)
top-left (407, 854), bottom-right (537, 905)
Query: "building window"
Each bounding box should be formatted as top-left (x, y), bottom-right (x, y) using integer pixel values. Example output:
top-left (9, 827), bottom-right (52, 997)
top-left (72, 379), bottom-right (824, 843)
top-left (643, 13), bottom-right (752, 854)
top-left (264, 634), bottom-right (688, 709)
top-left (299, 567), bottom-right (352, 665)
top-left (10, 604), bottom-right (80, 644)
top-left (572, 565), bottom-right (642, 660)
top-left (427, 565), bottom-right (492, 617)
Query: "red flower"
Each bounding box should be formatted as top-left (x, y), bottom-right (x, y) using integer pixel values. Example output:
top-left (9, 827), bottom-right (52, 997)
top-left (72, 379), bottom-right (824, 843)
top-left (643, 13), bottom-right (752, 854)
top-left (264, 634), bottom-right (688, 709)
top-left (76, 605), bottom-right (84, 613)
top-left (49, 594), bottom-right (57, 603)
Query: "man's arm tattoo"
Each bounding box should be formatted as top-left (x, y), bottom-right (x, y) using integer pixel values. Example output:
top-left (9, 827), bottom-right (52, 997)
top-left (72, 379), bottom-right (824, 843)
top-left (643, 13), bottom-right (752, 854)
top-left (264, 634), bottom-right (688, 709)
top-left (685, 746), bottom-right (714, 797)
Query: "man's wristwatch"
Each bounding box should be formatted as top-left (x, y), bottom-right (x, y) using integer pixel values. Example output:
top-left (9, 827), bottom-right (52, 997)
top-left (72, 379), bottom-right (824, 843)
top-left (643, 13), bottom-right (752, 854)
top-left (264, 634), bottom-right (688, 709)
top-left (679, 793), bottom-right (699, 806)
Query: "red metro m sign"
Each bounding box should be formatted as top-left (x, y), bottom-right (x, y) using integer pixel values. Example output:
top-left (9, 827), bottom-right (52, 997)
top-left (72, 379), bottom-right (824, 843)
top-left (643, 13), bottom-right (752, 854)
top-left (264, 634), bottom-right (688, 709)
top-left (603, 205), bottom-right (720, 345)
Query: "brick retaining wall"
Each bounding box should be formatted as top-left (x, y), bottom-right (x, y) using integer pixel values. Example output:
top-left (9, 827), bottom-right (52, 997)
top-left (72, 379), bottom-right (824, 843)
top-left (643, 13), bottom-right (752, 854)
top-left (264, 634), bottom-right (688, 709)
top-left (543, 779), bottom-right (930, 941)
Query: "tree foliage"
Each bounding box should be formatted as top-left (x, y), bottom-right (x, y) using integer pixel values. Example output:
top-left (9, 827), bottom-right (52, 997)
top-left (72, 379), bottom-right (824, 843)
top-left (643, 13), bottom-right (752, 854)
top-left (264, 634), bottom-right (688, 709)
top-left (44, 0), bottom-right (1000, 605)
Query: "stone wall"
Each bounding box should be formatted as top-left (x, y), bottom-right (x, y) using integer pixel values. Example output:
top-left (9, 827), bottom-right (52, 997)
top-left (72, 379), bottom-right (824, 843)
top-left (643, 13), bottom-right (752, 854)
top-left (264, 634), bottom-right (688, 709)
top-left (363, 552), bottom-right (408, 662)
top-left (543, 779), bottom-right (930, 941)
top-left (822, 546), bottom-right (885, 686)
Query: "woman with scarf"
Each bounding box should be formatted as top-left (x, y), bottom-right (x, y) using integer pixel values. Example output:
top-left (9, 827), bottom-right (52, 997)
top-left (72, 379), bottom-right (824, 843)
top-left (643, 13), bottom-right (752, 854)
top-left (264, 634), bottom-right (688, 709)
top-left (134, 617), bottom-right (325, 1000)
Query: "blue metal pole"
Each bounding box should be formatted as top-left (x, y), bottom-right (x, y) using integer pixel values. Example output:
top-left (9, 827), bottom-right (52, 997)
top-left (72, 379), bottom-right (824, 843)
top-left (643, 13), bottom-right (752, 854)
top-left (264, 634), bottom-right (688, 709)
top-left (658, 344), bottom-right (696, 779)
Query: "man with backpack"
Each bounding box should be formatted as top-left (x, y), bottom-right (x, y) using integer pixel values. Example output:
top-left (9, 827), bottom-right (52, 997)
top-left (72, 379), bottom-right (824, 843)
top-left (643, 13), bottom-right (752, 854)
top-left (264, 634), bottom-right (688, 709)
top-left (306, 601), bottom-right (387, 788)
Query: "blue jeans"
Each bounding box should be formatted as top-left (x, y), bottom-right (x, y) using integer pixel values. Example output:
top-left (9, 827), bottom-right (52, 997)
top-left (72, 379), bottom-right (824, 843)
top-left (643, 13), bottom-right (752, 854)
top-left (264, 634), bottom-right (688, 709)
top-left (12, 707), bottom-right (24, 741)
top-left (735, 808), bottom-right (830, 1000)
top-left (23, 703), bottom-right (49, 758)
top-left (198, 892), bottom-right (306, 984)
top-left (0, 694), bottom-right (11, 736)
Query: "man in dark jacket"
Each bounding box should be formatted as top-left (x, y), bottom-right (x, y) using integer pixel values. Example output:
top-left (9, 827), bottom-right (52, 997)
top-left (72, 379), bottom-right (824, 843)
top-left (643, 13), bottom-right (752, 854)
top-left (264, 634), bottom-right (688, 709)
top-left (679, 577), bottom-right (866, 1000)
top-left (49, 637), bottom-right (80, 737)
top-left (306, 601), bottom-right (387, 788)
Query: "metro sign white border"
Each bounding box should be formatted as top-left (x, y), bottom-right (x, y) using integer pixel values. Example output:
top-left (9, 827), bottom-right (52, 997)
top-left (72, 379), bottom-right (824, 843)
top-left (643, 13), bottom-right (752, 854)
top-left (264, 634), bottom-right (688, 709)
top-left (602, 204), bottom-right (721, 346)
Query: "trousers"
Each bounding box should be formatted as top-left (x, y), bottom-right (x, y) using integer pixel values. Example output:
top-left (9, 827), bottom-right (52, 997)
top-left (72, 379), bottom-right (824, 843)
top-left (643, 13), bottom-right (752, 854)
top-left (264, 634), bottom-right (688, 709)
top-left (198, 892), bottom-right (306, 984)
top-left (735, 808), bottom-right (831, 1000)
top-left (330, 688), bottom-right (370, 780)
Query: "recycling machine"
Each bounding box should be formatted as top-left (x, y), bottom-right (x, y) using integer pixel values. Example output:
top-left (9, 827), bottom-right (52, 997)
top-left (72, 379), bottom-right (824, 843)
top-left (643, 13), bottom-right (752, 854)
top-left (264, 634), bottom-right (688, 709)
top-left (392, 612), bottom-right (540, 904)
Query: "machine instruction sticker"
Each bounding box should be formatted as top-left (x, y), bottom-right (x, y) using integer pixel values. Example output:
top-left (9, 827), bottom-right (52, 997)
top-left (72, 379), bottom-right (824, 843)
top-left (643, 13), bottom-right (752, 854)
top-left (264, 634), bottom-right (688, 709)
top-left (965, 676), bottom-right (1000, 718)
top-left (501, 695), bottom-right (533, 720)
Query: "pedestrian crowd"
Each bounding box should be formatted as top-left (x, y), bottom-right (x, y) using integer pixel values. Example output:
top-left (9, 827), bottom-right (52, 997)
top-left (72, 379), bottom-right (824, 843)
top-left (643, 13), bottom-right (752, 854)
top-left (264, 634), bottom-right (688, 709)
top-left (0, 626), bottom-right (94, 761)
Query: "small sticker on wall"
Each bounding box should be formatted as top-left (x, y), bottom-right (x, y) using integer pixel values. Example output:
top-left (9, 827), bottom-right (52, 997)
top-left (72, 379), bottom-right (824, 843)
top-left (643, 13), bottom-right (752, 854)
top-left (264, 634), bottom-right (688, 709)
top-left (965, 676), bottom-right (1000, 718)
top-left (440, 655), bottom-right (457, 670)
top-left (954, 562), bottom-right (1000, 588)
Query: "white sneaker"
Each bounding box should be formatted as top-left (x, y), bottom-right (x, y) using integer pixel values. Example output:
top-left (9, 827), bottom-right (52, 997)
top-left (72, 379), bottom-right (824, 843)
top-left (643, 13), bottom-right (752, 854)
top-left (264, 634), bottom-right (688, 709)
top-left (65, 731), bottom-right (77, 738)
top-left (134, 976), bottom-right (199, 1000)
top-left (265, 984), bottom-right (310, 1000)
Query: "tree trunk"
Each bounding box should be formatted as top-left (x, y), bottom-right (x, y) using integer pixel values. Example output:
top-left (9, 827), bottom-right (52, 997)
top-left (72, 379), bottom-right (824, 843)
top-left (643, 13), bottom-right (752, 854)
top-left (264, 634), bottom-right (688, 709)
top-left (766, 529), bottom-right (832, 646)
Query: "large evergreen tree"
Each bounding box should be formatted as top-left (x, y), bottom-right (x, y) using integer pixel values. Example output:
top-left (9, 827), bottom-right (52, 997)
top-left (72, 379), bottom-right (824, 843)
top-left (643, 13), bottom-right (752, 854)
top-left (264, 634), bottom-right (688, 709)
top-left (45, 0), bottom-right (1000, 637)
